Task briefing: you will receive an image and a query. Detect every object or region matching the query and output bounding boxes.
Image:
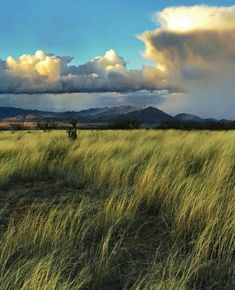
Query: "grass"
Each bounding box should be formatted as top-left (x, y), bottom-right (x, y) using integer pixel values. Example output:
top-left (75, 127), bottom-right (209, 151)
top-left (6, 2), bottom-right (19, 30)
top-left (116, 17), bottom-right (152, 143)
top-left (0, 130), bottom-right (234, 289)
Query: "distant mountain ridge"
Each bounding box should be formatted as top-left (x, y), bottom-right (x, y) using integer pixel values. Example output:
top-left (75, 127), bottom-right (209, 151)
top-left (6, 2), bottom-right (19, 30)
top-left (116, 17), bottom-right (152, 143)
top-left (175, 113), bottom-right (218, 124)
top-left (0, 105), bottom-right (234, 125)
top-left (175, 113), bottom-right (204, 123)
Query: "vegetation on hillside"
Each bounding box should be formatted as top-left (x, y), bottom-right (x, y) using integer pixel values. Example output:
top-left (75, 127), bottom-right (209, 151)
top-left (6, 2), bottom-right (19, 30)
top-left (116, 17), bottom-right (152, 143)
top-left (0, 130), bottom-right (234, 289)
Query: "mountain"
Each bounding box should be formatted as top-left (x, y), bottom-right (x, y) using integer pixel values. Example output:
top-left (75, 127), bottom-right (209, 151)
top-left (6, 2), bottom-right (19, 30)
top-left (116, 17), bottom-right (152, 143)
top-left (175, 113), bottom-right (219, 124)
top-left (0, 105), bottom-right (234, 126)
top-left (84, 106), bottom-right (141, 122)
top-left (175, 113), bottom-right (204, 123)
top-left (0, 107), bottom-right (59, 121)
top-left (0, 106), bottom-right (142, 123)
top-left (0, 107), bottom-right (47, 118)
top-left (127, 106), bottom-right (173, 124)
top-left (59, 107), bottom-right (109, 120)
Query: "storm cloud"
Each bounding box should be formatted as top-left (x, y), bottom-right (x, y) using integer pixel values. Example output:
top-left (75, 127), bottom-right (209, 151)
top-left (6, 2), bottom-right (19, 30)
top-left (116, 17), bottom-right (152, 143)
top-left (139, 5), bottom-right (235, 118)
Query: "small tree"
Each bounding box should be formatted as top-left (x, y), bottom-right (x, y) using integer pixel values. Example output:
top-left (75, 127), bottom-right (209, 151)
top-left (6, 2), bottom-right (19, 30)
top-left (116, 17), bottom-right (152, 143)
top-left (67, 119), bottom-right (78, 140)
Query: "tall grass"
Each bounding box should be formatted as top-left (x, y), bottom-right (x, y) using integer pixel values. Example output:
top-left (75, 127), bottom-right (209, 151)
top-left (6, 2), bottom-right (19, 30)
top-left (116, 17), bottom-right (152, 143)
top-left (0, 130), bottom-right (234, 289)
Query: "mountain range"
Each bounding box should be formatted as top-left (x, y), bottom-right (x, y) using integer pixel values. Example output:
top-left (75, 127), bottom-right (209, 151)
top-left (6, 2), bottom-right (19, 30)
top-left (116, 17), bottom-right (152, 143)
top-left (0, 105), bottom-right (233, 125)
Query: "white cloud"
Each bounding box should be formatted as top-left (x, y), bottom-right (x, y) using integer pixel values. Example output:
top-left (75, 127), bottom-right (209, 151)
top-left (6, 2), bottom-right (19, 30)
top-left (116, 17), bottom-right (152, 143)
top-left (155, 5), bottom-right (235, 32)
top-left (6, 50), bottom-right (62, 81)
top-left (0, 49), bottom-right (167, 94)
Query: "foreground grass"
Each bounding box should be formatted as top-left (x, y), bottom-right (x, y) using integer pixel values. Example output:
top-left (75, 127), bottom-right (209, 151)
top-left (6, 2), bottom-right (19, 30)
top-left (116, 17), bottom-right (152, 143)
top-left (0, 130), bottom-right (234, 289)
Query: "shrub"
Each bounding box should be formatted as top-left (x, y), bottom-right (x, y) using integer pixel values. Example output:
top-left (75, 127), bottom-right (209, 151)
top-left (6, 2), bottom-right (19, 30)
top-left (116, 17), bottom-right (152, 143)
top-left (67, 119), bottom-right (78, 140)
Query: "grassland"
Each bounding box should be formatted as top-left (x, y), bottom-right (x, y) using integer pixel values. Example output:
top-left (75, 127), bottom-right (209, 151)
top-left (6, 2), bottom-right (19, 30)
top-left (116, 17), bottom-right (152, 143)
top-left (0, 130), bottom-right (234, 289)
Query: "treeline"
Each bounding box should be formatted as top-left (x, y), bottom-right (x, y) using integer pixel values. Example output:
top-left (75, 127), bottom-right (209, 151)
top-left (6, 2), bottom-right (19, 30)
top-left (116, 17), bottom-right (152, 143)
top-left (157, 120), bottom-right (235, 130)
top-left (0, 122), bottom-right (59, 131)
top-left (110, 115), bottom-right (141, 129)
top-left (2, 117), bottom-right (235, 131)
top-left (109, 116), bottom-right (235, 130)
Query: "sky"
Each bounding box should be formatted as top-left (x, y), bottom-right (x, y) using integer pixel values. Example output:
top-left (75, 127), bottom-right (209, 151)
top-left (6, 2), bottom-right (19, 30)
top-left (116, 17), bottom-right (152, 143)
top-left (0, 0), bottom-right (235, 118)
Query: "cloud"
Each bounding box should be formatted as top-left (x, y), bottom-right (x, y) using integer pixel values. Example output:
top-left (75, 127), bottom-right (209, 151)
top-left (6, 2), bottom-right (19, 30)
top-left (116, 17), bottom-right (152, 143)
top-left (0, 49), bottom-right (168, 94)
top-left (155, 5), bottom-right (235, 32)
top-left (7, 50), bottom-right (61, 80)
top-left (139, 5), bottom-right (235, 118)
top-left (0, 49), bottom-right (169, 111)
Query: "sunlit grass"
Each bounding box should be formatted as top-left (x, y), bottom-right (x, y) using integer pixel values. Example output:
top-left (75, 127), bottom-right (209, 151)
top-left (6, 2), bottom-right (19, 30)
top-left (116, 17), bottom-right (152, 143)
top-left (0, 130), bottom-right (234, 289)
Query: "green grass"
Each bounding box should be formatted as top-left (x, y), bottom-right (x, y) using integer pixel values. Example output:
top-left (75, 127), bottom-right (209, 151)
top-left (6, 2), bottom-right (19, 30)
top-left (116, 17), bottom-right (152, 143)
top-left (0, 130), bottom-right (234, 289)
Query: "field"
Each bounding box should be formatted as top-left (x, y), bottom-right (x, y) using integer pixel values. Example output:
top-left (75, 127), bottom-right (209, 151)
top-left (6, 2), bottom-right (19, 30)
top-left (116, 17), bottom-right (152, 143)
top-left (0, 130), bottom-right (234, 289)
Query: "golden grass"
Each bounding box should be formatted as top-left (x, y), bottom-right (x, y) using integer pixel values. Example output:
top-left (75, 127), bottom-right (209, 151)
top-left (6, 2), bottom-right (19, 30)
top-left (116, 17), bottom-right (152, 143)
top-left (0, 130), bottom-right (234, 289)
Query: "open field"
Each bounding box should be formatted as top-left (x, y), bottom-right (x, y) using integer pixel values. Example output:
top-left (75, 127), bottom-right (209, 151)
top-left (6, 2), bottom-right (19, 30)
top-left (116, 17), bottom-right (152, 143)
top-left (0, 130), bottom-right (234, 289)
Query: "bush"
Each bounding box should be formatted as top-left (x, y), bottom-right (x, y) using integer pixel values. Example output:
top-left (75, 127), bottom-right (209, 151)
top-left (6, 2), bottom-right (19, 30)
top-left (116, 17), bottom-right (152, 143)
top-left (66, 119), bottom-right (78, 140)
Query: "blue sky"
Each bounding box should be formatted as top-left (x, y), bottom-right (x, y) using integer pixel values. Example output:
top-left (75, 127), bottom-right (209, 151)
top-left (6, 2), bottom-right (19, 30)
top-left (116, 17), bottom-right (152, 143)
top-left (0, 0), bottom-right (234, 69)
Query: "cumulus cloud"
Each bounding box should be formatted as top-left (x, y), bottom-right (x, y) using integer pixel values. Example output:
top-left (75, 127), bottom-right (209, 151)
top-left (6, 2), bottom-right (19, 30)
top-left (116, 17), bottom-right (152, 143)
top-left (0, 49), bottom-right (168, 94)
top-left (155, 5), bottom-right (235, 32)
top-left (7, 50), bottom-right (61, 80)
top-left (139, 5), bottom-right (235, 118)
